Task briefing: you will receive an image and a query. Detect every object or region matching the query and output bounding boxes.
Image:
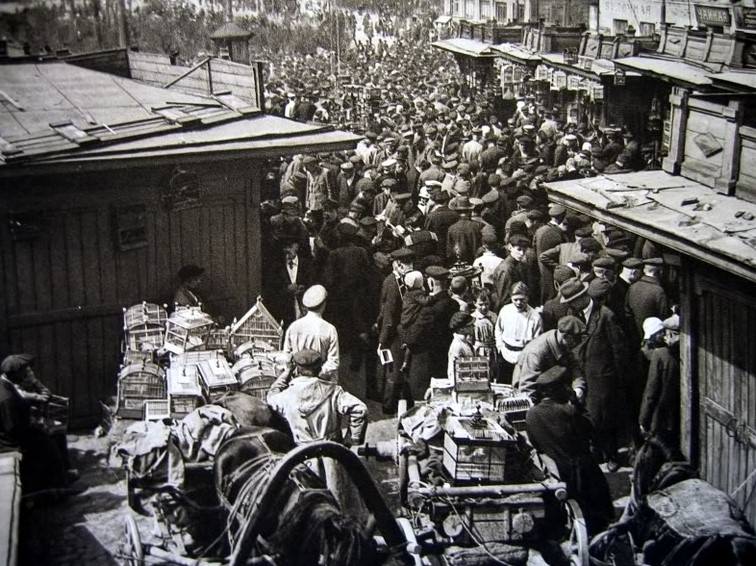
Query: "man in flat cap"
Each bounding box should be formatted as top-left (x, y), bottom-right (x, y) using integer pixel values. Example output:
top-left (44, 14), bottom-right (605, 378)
top-left (539, 224), bottom-right (594, 271)
top-left (336, 160), bottom-right (358, 208)
top-left (0, 354), bottom-right (70, 492)
top-left (639, 314), bottom-right (680, 450)
top-left (283, 284), bottom-right (340, 378)
top-left (268, 348), bottom-right (367, 513)
top-left (424, 190), bottom-right (460, 259)
top-left (447, 196), bottom-right (482, 264)
top-left (626, 257), bottom-right (669, 340)
top-left (525, 364), bottom-right (614, 535)
top-left (515, 315), bottom-right (587, 401)
top-left (492, 234), bottom-right (531, 311)
top-left (535, 204), bottom-right (568, 303)
top-left (561, 277), bottom-right (628, 471)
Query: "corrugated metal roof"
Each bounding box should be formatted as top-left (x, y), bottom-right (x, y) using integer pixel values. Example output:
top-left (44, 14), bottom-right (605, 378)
top-left (431, 38), bottom-right (496, 58)
top-left (544, 170), bottom-right (756, 283)
top-left (614, 56), bottom-right (714, 87)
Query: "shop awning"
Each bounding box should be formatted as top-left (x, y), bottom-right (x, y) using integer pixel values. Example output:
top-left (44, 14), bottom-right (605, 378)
top-left (707, 70), bottom-right (756, 93)
top-left (492, 43), bottom-right (542, 66)
top-left (541, 53), bottom-right (641, 79)
top-left (431, 38), bottom-right (497, 58)
top-left (434, 16), bottom-right (452, 25)
top-left (614, 56), bottom-right (714, 88)
top-left (543, 170), bottom-right (756, 283)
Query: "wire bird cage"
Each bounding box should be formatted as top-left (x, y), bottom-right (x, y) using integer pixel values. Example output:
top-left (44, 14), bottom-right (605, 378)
top-left (166, 359), bottom-right (204, 419)
top-left (116, 361), bottom-right (167, 419)
top-left (123, 302), bottom-right (168, 353)
top-left (228, 297), bottom-right (283, 351)
top-left (453, 357), bottom-right (491, 391)
top-left (197, 353), bottom-right (238, 401)
top-left (164, 307), bottom-right (215, 354)
top-left (232, 356), bottom-right (277, 400)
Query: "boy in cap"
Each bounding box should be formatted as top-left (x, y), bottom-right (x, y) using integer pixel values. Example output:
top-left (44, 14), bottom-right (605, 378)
top-left (447, 312), bottom-right (476, 383)
top-left (492, 234), bottom-right (531, 311)
top-left (525, 365), bottom-right (614, 535)
top-left (495, 282), bottom-right (542, 384)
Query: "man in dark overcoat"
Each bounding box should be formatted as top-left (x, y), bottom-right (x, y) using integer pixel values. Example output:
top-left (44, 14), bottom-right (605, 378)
top-left (376, 247), bottom-right (414, 414)
top-left (562, 279), bottom-right (628, 470)
top-left (625, 257), bottom-right (669, 338)
top-left (424, 189), bottom-right (459, 259)
top-left (492, 234), bottom-right (530, 311)
top-left (526, 365), bottom-right (614, 535)
top-left (266, 235), bottom-right (312, 330)
top-left (534, 204), bottom-right (567, 304)
top-left (446, 196), bottom-right (482, 264)
top-left (403, 265), bottom-right (459, 400)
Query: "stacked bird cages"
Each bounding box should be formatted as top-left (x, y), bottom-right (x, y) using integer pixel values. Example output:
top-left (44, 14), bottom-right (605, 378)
top-left (123, 302), bottom-right (168, 353)
top-left (442, 413), bottom-right (518, 484)
top-left (164, 307), bottom-right (215, 354)
top-left (116, 361), bottom-right (167, 419)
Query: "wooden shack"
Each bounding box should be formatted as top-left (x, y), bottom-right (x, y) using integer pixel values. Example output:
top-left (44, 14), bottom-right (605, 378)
top-left (0, 61), bottom-right (359, 426)
top-left (544, 101), bottom-right (756, 528)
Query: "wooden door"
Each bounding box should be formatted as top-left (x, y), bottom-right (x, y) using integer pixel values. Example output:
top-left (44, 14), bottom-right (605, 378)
top-left (695, 275), bottom-right (756, 526)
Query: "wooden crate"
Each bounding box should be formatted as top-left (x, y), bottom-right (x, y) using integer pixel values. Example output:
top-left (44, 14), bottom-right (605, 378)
top-left (442, 415), bottom-right (517, 484)
top-left (116, 362), bottom-right (167, 419)
top-left (197, 356), bottom-right (238, 400)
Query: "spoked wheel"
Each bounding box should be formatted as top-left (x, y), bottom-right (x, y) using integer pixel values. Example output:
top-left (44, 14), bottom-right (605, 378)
top-left (121, 513), bottom-right (144, 566)
top-left (564, 498), bottom-right (589, 566)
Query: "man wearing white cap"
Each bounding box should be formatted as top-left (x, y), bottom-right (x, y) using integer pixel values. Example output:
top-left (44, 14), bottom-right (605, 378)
top-left (283, 284), bottom-right (340, 376)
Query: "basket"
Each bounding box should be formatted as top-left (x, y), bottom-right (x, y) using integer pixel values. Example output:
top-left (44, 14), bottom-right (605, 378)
top-left (117, 362), bottom-right (167, 419)
top-left (442, 415), bottom-right (518, 484)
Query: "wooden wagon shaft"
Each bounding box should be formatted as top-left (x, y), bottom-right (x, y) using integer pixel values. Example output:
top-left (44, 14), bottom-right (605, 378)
top-left (408, 481), bottom-right (568, 499)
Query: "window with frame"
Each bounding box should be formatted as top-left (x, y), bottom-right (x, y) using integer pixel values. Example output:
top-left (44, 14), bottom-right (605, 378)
top-left (481, 0), bottom-right (492, 19)
top-left (465, 0), bottom-right (475, 19)
top-left (638, 21), bottom-right (655, 36)
top-left (495, 1), bottom-right (507, 21)
top-left (613, 19), bottom-right (629, 34)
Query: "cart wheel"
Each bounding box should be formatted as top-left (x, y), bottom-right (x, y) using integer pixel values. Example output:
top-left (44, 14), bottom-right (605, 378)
top-left (564, 498), bottom-right (589, 566)
top-left (122, 513), bottom-right (144, 566)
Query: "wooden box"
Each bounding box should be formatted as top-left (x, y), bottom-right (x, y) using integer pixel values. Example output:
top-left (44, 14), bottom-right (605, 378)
top-left (197, 355), bottom-right (238, 400)
top-left (166, 364), bottom-right (204, 419)
top-left (442, 416), bottom-right (518, 484)
top-left (164, 307), bottom-right (214, 354)
top-left (117, 361), bottom-right (167, 419)
top-left (229, 297), bottom-right (283, 351)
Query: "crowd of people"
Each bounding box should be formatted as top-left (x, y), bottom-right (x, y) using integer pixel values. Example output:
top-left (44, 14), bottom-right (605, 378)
top-left (257, 15), bottom-right (680, 491)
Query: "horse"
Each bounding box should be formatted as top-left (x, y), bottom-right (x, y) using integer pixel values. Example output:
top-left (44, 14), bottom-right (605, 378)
top-left (213, 426), bottom-right (382, 566)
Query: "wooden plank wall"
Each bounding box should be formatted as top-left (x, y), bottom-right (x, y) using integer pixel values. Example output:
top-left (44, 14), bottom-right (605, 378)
top-left (695, 270), bottom-right (756, 527)
top-left (737, 125), bottom-right (756, 204)
top-left (127, 51), bottom-right (260, 106)
top-left (0, 159), bottom-right (262, 426)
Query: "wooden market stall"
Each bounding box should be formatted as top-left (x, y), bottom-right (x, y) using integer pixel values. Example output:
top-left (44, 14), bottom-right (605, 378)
top-left (0, 61), bottom-right (359, 426)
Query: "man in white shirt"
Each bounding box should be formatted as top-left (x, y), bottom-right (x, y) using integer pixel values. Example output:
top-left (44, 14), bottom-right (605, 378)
top-left (283, 285), bottom-right (340, 378)
top-left (495, 282), bottom-right (542, 384)
top-left (474, 232), bottom-right (504, 289)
